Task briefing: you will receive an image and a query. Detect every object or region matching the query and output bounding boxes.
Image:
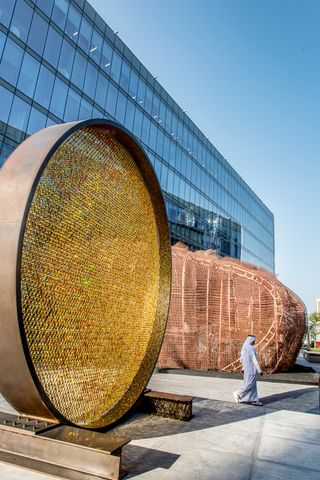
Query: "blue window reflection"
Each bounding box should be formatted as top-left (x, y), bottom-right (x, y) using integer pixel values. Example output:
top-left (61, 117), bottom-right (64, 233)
top-left (65, 4), bottom-right (81, 40)
top-left (0, 0), bottom-right (15, 28)
top-left (50, 77), bottom-right (68, 118)
top-left (78, 97), bottom-right (92, 120)
top-left (58, 39), bottom-right (75, 79)
top-left (133, 108), bottom-right (143, 138)
top-left (27, 107), bottom-right (47, 134)
top-left (115, 91), bottom-right (126, 124)
top-left (90, 30), bottom-right (103, 64)
top-left (43, 26), bottom-right (62, 68)
top-left (101, 40), bottom-right (112, 71)
top-left (0, 30), bottom-right (5, 58)
top-left (137, 78), bottom-right (146, 105)
top-left (105, 82), bottom-right (117, 117)
top-left (64, 88), bottom-right (81, 121)
top-left (17, 52), bottom-right (40, 97)
top-left (0, 141), bottom-right (14, 167)
top-left (141, 115), bottom-right (150, 144)
top-left (71, 51), bottom-right (86, 90)
top-left (27, 12), bottom-right (48, 56)
top-left (0, 85), bottom-right (13, 123)
top-left (52, 0), bottom-right (69, 31)
top-left (119, 61), bottom-right (130, 91)
top-left (128, 70), bottom-right (138, 98)
top-left (83, 62), bottom-right (98, 98)
top-left (0, 38), bottom-right (24, 86)
top-left (78, 16), bottom-right (92, 54)
top-left (124, 99), bottom-right (135, 132)
top-left (36, 0), bottom-right (54, 17)
top-left (9, 0), bottom-right (33, 42)
top-left (8, 96), bottom-right (31, 132)
top-left (110, 51), bottom-right (122, 84)
top-left (94, 73), bottom-right (109, 108)
top-left (34, 65), bottom-right (54, 109)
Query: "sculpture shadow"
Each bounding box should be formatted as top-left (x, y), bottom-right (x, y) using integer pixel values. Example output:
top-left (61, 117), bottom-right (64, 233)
top-left (122, 444), bottom-right (179, 478)
top-left (261, 386), bottom-right (319, 414)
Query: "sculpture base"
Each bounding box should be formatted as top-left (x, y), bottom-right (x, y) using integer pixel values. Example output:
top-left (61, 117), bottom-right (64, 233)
top-left (0, 412), bottom-right (130, 480)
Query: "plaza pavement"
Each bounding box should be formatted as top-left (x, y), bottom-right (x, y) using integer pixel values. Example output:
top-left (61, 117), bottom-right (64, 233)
top-left (0, 357), bottom-right (319, 480)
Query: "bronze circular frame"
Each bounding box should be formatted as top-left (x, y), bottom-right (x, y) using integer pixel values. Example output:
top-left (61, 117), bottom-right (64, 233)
top-left (0, 119), bottom-right (171, 428)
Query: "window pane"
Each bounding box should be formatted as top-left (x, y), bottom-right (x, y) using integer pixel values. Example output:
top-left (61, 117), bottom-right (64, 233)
top-left (50, 77), bottom-right (68, 118)
top-left (0, 37), bottom-right (24, 86)
top-left (89, 30), bottom-right (103, 64)
top-left (83, 62), bottom-right (98, 98)
top-left (36, 0), bottom-right (54, 17)
top-left (110, 51), bottom-right (122, 84)
top-left (105, 82), bottom-right (117, 117)
top-left (141, 115), bottom-right (150, 144)
top-left (58, 39), bottom-right (75, 80)
top-left (128, 70), bottom-right (138, 98)
top-left (115, 91), bottom-right (126, 124)
top-left (8, 96), bottom-right (31, 132)
top-left (46, 116), bottom-right (57, 127)
top-left (94, 73), bottom-right (108, 108)
top-left (137, 78), bottom-right (146, 105)
top-left (78, 16), bottom-right (92, 54)
top-left (101, 40), bottom-right (112, 70)
top-left (78, 97), bottom-right (92, 120)
top-left (0, 0), bottom-right (15, 28)
top-left (63, 88), bottom-right (81, 122)
top-left (9, 0), bottom-right (33, 42)
top-left (119, 60), bottom-right (130, 91)
top-left (27, 12), bottom-right (48, 56)
top-left (144, 87), bottom-right (153, 115)
top-left (124, 99), bottom-right (135, 132)
top-left (0, 85), bottom-right (13, 123)
top-left (71, 51), bottom-right (86, 90)
top-left (43, 26), bottom-right (62, 68)
top-left (51, 0), bottom-right (69, 30)
top-left (0, 141), bottom-right (14, 167)
top-left (133, 107), bottom-right (143, 138)
top-left (0, 30), bottom-right (5, 58)
top-left (34, 65), bottom-right (54, 109)
top-left (17, 52), bottom-right (40, 97)
top-left (27, 107), bottom-right (47, 134)
top-left (66, 5), bottom-right (81, 40)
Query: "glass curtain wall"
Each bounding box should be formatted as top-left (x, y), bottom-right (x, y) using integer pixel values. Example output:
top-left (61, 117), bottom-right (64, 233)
top-left (0, 0), bottom-right (275, 272)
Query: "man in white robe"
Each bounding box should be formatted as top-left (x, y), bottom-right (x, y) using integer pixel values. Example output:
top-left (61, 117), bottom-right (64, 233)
top-left (233, 335), bottom-right (263, 406)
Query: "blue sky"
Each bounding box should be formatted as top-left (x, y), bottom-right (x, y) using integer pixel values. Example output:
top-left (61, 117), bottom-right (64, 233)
top-left (90, 0), bottom-right (320, 314)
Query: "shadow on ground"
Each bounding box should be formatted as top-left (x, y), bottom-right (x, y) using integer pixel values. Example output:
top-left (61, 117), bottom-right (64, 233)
top-left (122, 445), bottom-right (179, 478)
top-left (261, 387), bottom-right (319, 414)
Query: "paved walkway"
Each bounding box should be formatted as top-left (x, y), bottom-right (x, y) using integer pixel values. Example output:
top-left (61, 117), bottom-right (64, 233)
top-left (0, 366), bottom-right (319, 479)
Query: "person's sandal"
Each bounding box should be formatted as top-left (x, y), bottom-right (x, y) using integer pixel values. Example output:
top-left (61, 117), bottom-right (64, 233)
top-left (251, 401), bottom-right (263, 406)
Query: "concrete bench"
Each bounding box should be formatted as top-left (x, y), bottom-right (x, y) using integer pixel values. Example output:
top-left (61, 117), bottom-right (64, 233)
top-left (141, 390), bottom-right (194, 421)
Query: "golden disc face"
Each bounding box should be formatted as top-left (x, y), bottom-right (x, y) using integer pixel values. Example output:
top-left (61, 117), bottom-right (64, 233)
top-left (18, 125), bottom-right (170, 428)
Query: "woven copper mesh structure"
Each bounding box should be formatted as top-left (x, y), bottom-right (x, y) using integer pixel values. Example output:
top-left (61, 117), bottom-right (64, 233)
top-left (0, 119), bottom-right (171, 429)
top-left (158, 243), bottom-right (306, 373)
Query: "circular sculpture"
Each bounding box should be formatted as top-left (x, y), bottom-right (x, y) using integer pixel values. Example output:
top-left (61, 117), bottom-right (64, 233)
top-left (0, 119), bottom-right (171, 429)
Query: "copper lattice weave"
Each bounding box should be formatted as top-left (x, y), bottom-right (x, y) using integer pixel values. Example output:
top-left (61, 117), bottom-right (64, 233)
top-left (158, 243), bottom-right (306, 373)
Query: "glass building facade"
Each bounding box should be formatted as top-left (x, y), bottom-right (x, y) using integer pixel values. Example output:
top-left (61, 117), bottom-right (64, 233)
top-left (0, 0), bottom-right (275, 272)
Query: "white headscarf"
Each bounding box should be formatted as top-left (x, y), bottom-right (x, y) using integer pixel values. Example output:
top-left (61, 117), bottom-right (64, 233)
top-left (240, 335), bottom-right (256, 363)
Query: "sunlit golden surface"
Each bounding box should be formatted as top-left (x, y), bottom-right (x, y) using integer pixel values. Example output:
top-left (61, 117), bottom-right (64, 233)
top-left (20, 126), bottom-right (170, 428)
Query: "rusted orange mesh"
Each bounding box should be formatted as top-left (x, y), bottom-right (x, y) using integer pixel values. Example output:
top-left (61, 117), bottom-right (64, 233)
top-left (158, 243), bottom-right (306, 373)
